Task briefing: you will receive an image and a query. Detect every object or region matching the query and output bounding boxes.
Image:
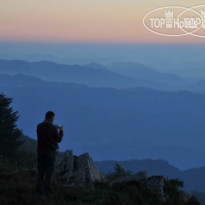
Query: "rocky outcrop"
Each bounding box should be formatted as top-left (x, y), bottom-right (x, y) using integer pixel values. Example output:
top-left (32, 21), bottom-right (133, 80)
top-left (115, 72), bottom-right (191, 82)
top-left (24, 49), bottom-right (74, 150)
top-left (109, 172), bottom-right (193, 202)
top-left (108, 171), bottom-right (165, 199)
top-left (54, 150), bottom-right (192, 202)
top-left (55, 150), bottom-right (105, 188)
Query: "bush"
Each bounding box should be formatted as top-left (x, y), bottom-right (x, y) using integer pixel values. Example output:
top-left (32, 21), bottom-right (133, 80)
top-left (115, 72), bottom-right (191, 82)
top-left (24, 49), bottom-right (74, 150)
top-left (105, 163), bottom-right (132, 181)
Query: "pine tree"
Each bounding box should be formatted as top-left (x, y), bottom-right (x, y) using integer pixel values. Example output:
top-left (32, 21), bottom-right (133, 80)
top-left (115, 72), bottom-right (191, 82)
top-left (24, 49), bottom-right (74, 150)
top-left (0, 93), bottom-right (24, 163)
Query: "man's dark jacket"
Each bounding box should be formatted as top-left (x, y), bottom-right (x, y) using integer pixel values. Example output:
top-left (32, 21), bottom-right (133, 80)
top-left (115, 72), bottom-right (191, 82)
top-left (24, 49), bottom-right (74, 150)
top-left (37, 121), bottom-right (63, 152)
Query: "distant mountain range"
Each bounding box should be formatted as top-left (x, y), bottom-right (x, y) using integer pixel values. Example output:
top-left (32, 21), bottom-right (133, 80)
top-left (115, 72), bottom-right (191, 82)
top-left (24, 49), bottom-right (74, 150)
top-left (0, 59), bottom-right (204, 91)
top-left (0, 59), bottom-right (172, 90)
top-left (1, 73), bottom-right (205, 170)
top-left (104, 62), bottom-right (190, 89)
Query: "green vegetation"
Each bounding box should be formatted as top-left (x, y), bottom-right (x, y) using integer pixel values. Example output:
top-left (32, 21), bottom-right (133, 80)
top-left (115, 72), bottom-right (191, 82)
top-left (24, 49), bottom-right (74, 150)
top-left (0, 92), bottom-right (37, 168)
top-left (0, 93), bottom-right (23, 162)
top-left (105, 163), bottom-right (132, 180)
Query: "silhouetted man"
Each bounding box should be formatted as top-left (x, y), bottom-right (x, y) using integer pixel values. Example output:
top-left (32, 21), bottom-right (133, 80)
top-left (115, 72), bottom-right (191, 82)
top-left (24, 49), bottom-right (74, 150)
top-left (35, 111), bottom-right (64, 197)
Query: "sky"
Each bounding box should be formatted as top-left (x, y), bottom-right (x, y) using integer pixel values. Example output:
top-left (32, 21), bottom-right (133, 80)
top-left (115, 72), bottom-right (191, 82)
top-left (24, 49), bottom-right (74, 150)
top-left (1, 0), bottom-right (205, 75)
top-left (1, 0), bottom-right (205, 44)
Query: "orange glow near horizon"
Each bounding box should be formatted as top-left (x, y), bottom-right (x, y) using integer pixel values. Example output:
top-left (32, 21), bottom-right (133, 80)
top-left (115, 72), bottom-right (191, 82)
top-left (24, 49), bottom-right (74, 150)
top-left (0, 0), bottom-right (205, 44)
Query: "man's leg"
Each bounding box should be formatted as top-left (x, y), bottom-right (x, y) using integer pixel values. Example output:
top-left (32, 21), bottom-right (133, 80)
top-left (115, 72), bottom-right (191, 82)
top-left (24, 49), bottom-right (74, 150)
top-left (35, 152), bottom-right (46, 195)
top-left (44, 151), bottom-right (56, 196)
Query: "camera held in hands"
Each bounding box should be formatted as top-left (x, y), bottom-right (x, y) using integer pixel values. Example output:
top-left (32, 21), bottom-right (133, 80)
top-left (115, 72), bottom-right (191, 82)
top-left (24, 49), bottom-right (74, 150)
top-left (54, 124), bottom-right (64, 130)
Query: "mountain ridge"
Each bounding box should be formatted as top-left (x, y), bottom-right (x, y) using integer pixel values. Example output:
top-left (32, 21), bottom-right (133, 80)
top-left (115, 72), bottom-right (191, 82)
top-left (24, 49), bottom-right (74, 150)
top-left (0, 59), bottom-right (191, 91)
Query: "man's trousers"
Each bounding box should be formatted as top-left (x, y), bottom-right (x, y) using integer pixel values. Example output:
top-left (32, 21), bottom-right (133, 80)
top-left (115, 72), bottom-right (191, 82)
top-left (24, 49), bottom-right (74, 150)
top-left (35, 150), bottom-right (56, 195)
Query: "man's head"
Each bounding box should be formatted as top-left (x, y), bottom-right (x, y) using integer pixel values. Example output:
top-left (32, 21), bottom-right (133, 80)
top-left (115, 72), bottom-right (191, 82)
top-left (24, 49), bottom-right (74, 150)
top-left (45, 111), bottom-right (55, 123)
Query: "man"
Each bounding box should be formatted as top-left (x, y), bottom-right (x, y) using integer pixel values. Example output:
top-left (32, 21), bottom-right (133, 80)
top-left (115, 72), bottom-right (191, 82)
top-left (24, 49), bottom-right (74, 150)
top-left (35, 111), bottom-right (64, 197)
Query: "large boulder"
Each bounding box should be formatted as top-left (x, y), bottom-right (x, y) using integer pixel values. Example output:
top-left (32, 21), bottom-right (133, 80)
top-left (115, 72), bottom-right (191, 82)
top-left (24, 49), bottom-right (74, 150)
top-left (55, 150), bottom-right (105, 188)
top-left (73, 153), bottom-right (105, 188)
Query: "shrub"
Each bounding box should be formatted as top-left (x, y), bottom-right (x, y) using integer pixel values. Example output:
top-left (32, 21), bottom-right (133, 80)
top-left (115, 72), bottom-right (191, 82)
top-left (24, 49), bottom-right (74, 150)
top-left (105, 163), bottom-right (132, 181)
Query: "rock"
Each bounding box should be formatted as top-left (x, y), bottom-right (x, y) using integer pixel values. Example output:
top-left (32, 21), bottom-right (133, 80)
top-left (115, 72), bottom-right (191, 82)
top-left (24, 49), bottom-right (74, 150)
top-left (55, 150), bottom-right (73, 183)
top-left (54, 150), bottom-right (105, 188)
top-left (108, 172), bottom-right (165, 201)
top-left (73, 153), bottom-right (105, 188)
top-left (147, 176), bottom-right (164, 200)
top-left (109, 171), bottom-right (148, 186)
